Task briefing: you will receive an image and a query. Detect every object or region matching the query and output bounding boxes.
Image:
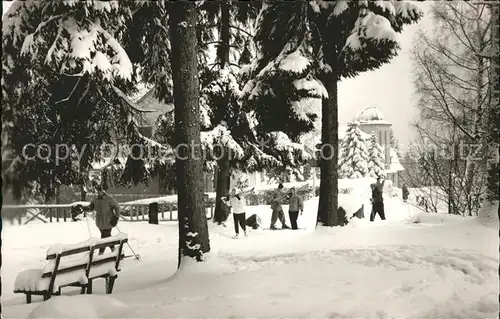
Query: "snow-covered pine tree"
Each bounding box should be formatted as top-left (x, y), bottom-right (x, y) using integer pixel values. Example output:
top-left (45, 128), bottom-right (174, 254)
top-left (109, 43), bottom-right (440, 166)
top-left (367, 132), bottom-right (385, 178)
top-left (196, 1), bottom-right (263, 224)
top-left (124, 1), bottom-right (215, 261)
top-left (117, 2), bottom-right (240, 192)
top-left (339, 122), bottom-right (369, 179)
top-left (3, 1), bottom-right (212, 265)
top-left (2, 1), bottom-right (140, 201)
top-left (247, 0), bottom-right (422, 226)
top-left (240, 37), bottom-right (320, 189)
top-left (199, 1), bottom-right (314, 223)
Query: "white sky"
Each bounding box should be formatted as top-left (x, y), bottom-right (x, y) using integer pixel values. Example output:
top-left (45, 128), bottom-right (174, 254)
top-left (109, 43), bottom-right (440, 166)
top-left (2, 1), bottom-right (433, 149)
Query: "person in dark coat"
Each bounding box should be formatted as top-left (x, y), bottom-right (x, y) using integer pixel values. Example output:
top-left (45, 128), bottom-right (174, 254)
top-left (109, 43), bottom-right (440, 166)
top-left (89, 185), bottom-right (120, 254)
top-left (370, 176), bottom-right (386, 221)
top-left (270, 183), bottom-right (290, 230)
top-left (402, 184), bottom-right (409, 202)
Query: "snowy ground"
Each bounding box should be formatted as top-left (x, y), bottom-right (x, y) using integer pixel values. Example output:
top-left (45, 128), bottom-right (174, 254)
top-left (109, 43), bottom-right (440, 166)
top-left (2, 196), bottom-right (498, 319)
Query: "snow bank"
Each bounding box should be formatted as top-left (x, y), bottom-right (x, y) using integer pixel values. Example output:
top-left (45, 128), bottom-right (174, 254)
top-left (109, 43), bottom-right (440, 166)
top-left (3, 189), bottom-right (498, 319)
top-left (175, 255), bottom-right (236, 278)
top-left (477, 200), bottom-right (499, 228)
top-left (28, 295), bottom-right (128, 319)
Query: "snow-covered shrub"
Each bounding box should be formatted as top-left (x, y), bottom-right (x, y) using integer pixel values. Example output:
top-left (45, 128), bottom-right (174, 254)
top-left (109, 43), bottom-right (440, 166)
top-left (367, 132), bottom-right (385, 178)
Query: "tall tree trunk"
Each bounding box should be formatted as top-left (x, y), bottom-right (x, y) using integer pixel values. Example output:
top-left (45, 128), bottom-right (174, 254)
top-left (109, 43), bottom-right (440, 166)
top-left (317, 73), bottom-right (339, 226)
top-left (213, 154), bottom-right (231, 223)
top-left (487, 2), bottom-right (499, 203)
top-left (169, 1), bottom-right (210, 268)
top-left (158, 165), bottom-right (169, 195)
top-left (219, 1), bottom-right (230, 67)
top-left (463, 21), bottom-right (488, 215)
top-left (213, 0), bottom-right (232, 224)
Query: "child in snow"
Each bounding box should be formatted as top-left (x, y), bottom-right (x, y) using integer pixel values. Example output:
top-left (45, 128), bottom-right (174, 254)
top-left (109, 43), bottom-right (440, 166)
top-left (288, 187), bottom-right (304, 230)
top-left (221, 187), bottom-right (255, 238)
top-left (402, 184), bottom-right (409, 203)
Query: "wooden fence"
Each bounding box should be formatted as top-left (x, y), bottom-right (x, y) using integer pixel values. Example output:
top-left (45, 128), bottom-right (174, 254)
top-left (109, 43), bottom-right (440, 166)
top-left (2, 199), bottom-right (215, 225)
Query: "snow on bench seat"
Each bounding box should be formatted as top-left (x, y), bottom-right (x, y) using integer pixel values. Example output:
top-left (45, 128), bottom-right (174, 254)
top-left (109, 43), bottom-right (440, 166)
top-left (14, 233), bottom-right (128, 303)
top-left (14, 269), bottom-right (87, 293)
top-left (41, 251), bottom-right (121, 276)
top-left (46, 232), bottom-right (128, 257)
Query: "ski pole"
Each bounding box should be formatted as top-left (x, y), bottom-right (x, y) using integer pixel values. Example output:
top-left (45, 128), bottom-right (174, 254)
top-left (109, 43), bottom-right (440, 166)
top-left (115, 226), bottom-right (141, 261)
top-left (85, 216), bottom-right (92, 238)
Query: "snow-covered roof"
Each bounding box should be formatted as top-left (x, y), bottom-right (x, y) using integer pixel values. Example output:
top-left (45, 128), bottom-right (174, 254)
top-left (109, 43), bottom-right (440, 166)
top-left (358, 107), bottom-right (387, 123)
top-left (385, 148), bottom-right (404, 173)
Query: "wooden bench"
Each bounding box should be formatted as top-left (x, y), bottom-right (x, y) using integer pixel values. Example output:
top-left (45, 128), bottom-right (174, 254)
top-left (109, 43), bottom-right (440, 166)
top-left (14, 233), bottom-right (128, 304)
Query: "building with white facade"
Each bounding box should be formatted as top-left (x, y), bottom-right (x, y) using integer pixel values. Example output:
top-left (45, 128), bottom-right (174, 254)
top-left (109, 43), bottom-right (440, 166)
top-left (356, 107), bottom-right (404, 186)
top-left (231, 106), bottom-right (405, 189)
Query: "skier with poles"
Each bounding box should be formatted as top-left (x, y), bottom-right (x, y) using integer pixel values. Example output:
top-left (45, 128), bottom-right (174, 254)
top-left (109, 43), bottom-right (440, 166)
top-left (89, 184), bottom-right (120, 254)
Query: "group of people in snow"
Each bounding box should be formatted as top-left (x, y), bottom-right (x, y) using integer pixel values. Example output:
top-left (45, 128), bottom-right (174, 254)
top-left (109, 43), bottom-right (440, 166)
top-left (270, 183), bottom-right (304, 230)
top-left (88, 176), bottom-right (412, 241)
top-left (221, 183), bottom-right (304, 238)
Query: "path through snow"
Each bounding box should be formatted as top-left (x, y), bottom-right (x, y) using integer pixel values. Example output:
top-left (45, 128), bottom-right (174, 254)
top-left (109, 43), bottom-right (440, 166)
top-left (2, 198), bottom-right (498, 318)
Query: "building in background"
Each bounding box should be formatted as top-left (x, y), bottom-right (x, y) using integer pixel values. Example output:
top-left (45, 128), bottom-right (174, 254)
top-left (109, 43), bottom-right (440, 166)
top-left (91, 86), bottom-right (214, 197)
top-left (357, 107), bottom-right (404, 186)
top-left (230, 107), bottom-right (405, 189)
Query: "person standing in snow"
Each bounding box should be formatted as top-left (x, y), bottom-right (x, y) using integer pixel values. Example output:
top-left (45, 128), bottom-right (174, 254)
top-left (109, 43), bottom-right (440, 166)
top-left (221, 187), bottom-right (254, 238)
top-left (288, 187), bottom-right (304, 230)
top-left (89, 185), bottom-right (120, 254)
top-left (270, 183), bottom-right (290, 230)
top-left (370, 176), bottom-right (386, 222)
top-left (402, 184), bottom-right (409, 203)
